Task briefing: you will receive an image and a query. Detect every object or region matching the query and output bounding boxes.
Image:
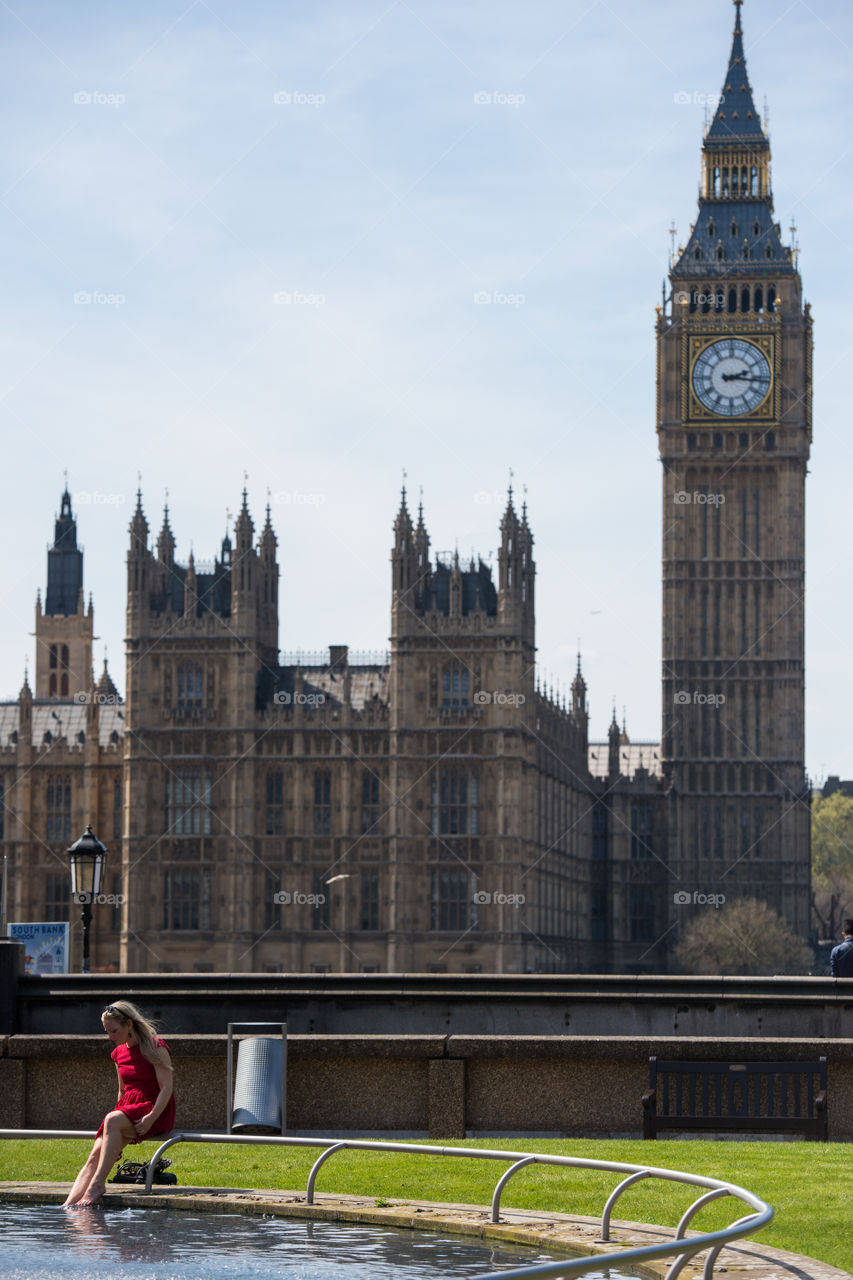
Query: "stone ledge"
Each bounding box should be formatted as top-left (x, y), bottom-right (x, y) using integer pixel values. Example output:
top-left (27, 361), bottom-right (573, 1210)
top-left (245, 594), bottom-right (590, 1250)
top-left (1, 1034), bottom-right (450, 1058)
top-left (446, 1036), bottom-right (853, 1060)
top-left (0, 1182), bottom-right (848, 1280)
top-left (7, 1033), bottom-right (853, 1059)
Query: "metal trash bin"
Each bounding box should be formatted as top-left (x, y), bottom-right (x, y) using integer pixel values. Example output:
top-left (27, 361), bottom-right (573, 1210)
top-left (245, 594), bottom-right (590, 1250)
top-left (227, 1022), bottom-right (287, 1134)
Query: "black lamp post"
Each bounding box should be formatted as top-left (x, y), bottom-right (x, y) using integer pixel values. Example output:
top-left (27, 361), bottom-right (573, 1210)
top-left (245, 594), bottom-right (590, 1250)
top-left (67, 825), bottom-right (108, 974)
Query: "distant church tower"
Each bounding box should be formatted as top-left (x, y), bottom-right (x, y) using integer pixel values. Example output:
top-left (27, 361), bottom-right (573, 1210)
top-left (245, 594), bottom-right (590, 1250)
top-left (657, 1), bottom-right (811, 935)
top-left (34, 486), bottom-right (94, 699)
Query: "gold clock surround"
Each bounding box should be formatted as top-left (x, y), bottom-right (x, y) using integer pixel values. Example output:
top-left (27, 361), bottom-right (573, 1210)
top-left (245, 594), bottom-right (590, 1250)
top-left (682, 325), bottom-right (777, 423)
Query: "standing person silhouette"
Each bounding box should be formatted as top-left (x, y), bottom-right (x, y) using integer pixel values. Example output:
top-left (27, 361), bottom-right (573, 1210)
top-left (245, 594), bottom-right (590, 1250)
top-left (63, 1001), bottom-right (175, 1208)
top-left (830, 919), bottom-right (853, 978)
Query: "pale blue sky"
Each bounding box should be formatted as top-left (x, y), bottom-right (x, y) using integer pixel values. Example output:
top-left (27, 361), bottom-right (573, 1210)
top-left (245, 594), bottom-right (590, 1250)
top-left (1, 0), bottom-right (851, 780)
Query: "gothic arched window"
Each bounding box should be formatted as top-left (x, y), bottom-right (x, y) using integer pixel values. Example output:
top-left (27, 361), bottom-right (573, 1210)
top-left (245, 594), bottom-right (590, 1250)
top-left (46, 775), bottom-right (72, 842)
top-left (313, 769), bottom-right (331, 835)
top-left (431, 767), bottom-right (479, 836)
top-left (442, 664), bottom-right (470, 710)
top-left (177, 663), bottom-right (204, 711)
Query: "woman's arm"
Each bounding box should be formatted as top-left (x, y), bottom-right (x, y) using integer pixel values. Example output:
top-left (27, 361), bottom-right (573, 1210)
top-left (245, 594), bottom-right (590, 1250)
top-left (115, 1064), bottom-right (124, 1105)
top-left (133, 1054), bottom-right (173, 1137)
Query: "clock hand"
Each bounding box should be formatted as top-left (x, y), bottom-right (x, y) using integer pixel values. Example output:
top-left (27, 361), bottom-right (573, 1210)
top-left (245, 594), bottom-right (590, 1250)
top-left (720, 372), bottom-right (766, 382)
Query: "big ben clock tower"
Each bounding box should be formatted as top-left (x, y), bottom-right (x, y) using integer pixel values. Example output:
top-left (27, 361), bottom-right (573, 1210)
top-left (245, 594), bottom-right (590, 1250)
top-left (657, 0), bottom-right (811, 942)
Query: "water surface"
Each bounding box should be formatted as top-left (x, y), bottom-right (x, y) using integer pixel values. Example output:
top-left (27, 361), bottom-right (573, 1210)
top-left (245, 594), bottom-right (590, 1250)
top-left (0, 1202), bottom-right (636, 1279)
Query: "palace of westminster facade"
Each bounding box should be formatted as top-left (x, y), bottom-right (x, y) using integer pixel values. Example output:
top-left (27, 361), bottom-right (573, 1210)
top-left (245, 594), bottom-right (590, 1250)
top-left (0, 6), bottom-right (812, 974)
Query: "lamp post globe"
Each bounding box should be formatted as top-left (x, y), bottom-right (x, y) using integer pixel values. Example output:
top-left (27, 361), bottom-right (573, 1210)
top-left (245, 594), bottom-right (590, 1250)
top-left (67, 825), bottom-right (108, 975)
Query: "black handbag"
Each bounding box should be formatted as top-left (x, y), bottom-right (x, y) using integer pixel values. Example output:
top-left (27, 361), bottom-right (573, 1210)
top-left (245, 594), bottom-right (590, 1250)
top-left (110, 1156), bottom-right (177, 1185)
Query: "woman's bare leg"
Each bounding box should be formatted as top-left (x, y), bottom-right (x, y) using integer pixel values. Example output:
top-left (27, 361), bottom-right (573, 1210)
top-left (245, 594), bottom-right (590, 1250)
top-left (62, 1137), bottom-right (105, 1207)
top-left (77, 1112), bottom-right (135, 1206)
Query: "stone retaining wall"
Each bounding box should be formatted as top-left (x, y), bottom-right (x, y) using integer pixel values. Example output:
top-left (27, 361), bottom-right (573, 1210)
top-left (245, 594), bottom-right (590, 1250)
top-left (3, 1034), bottom-right (852, 1139)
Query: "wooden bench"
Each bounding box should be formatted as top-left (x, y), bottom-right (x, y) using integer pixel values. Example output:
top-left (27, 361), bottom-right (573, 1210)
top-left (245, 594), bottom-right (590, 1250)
top-left (642, 1056), bottom-right (827, 1140)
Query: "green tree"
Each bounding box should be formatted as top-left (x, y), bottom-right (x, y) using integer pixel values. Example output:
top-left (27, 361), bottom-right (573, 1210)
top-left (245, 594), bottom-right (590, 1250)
top-left (811, 792), bottom-right (853, 940)
top-left (673, 896), bottom-right (813, 976)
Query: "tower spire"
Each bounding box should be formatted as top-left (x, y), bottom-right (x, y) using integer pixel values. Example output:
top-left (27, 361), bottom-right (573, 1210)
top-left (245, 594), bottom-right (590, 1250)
top-left (671, 1), bottom-right (795, 281)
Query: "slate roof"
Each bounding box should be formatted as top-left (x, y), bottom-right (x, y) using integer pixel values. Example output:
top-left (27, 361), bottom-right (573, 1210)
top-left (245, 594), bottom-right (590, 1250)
top-left (706, 8), bottom-right (765, 145)
top-left (587, 741), bottom-right (662, 780)
top-left (256, 661), bottom-right (390, 712)
top-left (0, 701), bottom-right (125, 750)
top-left (672, 200), bottom-right (793, 279)
top-left (149, 560), bottom-right (232, 617)
top-left (428, 559), bottom-right (497, 616)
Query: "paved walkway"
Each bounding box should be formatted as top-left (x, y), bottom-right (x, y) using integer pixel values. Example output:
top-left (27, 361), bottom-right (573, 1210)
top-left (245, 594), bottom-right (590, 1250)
top-left (1, 1182), bottom-right (849, 1280)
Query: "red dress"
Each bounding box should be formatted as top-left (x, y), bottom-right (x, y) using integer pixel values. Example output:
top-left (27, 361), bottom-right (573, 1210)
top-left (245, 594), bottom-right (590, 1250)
top-left (96, 1039), bottom-right (175, 1143)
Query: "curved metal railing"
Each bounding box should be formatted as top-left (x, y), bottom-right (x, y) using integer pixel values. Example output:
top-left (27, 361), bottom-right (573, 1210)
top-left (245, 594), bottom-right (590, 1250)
top-left (0, 1128), bottom-right (772, 1279)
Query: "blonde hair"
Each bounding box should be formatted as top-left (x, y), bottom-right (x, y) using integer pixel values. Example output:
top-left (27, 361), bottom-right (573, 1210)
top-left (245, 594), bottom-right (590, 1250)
top-left (101, 1000), bottom-right (173, 1071)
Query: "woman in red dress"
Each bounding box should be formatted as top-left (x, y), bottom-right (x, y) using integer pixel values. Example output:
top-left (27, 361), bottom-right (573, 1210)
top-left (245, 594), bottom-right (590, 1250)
top-left (63, 1000), bottom-right (175, 1207)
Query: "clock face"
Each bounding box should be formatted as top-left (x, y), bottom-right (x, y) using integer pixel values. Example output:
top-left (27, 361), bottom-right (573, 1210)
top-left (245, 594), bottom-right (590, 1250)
top-left (691, 338), bottom-right (772, 417)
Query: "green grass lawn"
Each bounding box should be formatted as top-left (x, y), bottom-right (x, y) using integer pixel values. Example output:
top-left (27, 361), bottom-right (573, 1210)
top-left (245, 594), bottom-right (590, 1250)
top-left (1, 1137), bottom-right (851, 1272)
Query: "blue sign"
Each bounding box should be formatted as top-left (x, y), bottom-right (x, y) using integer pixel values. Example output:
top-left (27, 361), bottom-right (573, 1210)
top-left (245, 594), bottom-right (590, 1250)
top-left (10, 922), bottom-right (69, 974)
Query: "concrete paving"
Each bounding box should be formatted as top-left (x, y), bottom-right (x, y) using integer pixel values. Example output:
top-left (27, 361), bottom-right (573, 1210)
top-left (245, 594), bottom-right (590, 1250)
top-left (0, 1181), bottom-right (849, 1280)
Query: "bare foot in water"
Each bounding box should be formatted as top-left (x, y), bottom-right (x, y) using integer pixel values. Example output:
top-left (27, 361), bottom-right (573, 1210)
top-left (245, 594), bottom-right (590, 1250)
top-left (77, 1179), bottom-right (106, 1207)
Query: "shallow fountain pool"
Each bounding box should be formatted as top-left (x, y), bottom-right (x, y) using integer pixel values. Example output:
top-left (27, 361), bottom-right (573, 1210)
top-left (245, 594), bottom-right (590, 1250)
top-left (0, 1201), bottom-right (636, 1279)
